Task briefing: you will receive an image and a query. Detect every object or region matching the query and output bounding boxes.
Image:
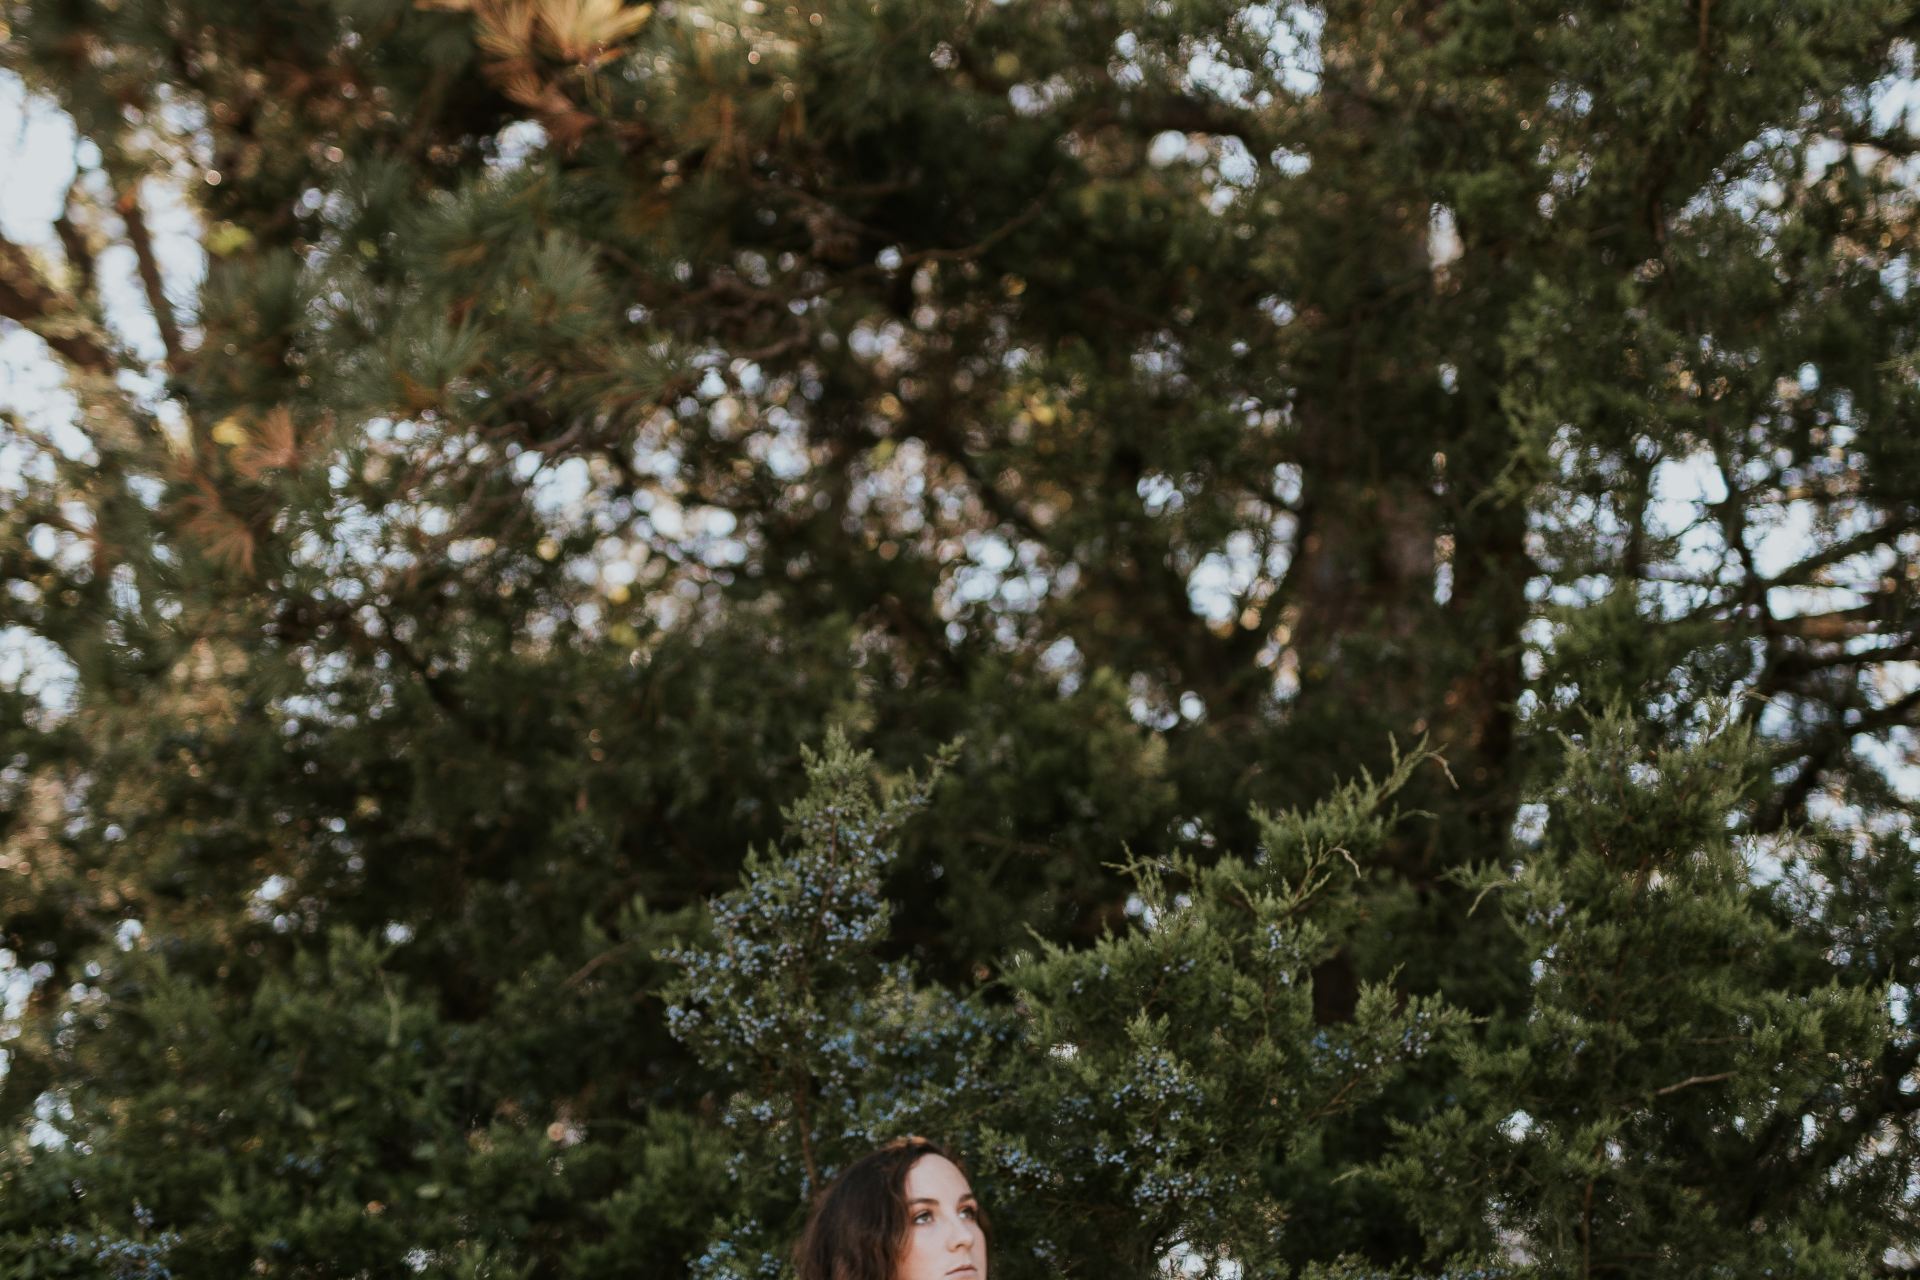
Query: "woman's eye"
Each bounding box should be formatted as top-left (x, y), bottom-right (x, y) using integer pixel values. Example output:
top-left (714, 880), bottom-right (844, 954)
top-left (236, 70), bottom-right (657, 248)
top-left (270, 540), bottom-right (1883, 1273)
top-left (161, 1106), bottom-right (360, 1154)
top-left (959, 1206), bottom-right (976, 1220)
top-left (913, 1211), bottom-right (933, 1225)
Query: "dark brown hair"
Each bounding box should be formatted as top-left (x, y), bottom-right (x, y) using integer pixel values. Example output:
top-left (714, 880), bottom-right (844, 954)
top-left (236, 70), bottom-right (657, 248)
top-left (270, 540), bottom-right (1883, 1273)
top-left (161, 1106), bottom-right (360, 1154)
top-left (793, 1137), bottom-right (989, 1280)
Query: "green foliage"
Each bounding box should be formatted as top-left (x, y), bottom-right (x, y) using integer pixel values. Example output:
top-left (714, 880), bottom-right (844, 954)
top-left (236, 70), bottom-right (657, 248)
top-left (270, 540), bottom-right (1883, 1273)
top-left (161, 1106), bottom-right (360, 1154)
top-left (1383, 710), bottom-right (1900, 1275)
top-left (657, 730), bottom-right (1464, 1279)
top-left (988, 747), bottom-right (1463, 1277)
top-left (2, 0), bottom-right (1918, 1273)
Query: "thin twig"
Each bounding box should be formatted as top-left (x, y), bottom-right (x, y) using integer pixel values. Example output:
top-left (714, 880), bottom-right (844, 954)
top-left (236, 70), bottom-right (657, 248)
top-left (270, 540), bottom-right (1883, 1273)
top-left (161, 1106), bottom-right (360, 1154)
top-left (562, 939), bottom-right (639, 989)
top-left (1652, 1070), bottom-right (1733, 1098)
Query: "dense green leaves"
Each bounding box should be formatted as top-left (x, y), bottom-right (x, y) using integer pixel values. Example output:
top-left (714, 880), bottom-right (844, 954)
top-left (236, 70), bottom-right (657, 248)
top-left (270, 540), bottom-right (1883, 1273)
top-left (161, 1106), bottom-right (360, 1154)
top-left (2, 0), bottom-right (1918, 1274)
top-left (656, 731), bottom-right (1461, 1279)
top-left (1386, 710), bottom-right (1902, 1273)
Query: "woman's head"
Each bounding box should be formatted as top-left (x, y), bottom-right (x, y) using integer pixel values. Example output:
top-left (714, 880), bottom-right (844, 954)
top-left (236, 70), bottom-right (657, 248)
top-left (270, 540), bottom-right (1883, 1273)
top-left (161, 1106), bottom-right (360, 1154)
top-left (793, 1136), bottom-right (989, 1280)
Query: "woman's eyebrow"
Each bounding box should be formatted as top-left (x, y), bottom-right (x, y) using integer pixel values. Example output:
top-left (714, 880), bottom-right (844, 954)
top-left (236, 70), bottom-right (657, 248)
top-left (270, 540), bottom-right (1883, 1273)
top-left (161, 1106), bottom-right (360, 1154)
top-left (907, 1198), bottom-right (940, 1208)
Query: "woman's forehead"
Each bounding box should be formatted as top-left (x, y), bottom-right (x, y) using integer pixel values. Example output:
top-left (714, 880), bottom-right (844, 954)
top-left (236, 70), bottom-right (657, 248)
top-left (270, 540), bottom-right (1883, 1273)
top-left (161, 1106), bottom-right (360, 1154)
top-left (903, 1153), bottom-right (973, 1201)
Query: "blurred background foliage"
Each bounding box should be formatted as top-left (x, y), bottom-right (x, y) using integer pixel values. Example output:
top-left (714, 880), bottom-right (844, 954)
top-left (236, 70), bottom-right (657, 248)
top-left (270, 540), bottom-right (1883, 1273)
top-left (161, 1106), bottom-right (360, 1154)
top-left (1, 0), bottom-right (1918, 1273)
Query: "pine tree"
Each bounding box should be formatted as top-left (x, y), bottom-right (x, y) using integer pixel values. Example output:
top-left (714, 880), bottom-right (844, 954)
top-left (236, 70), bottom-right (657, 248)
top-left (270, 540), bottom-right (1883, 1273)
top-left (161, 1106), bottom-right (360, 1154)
top-left (2, 0), bottom-right (1917, 1274)
top-left (1383, 709), bottom-right (1903, 1274)
top-left (660, 730), bottom-right (1461, 1279)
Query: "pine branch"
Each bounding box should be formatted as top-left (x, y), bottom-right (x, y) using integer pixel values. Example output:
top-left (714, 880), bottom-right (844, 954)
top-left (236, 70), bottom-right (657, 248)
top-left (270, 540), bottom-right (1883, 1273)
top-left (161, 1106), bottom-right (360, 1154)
top-left (1761, 514), bottom-right (1919, 592)
top-left (1650, 1070), bottom-right (1732, 1097)
top-left (1765, 641), bottom-right (1920, 677)
top-left (1766, 606), bottom-right (1886, 641)
top-left (0, 233), bottom-right (117, 375)
top-left (1752, 683), bottom-right (1920, 833)
top-left (1741, 1038), bottom-right (1920, 1231)
top-left (116, 181), bottom-right (184, 368)
top-left (53, 175), bottom-right (96, 296)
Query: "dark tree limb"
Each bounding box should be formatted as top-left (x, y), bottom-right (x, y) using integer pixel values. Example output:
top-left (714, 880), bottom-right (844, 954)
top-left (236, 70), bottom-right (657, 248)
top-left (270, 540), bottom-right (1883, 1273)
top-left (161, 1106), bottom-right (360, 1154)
top-left (0, 234), bottom-right (118, 375)
top-left (1752, 683), bottom-right (1920, 833)
top-left (116, 181), bottom-right (185, 368)
top-left (53, 174), bottom-right (96, 296)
